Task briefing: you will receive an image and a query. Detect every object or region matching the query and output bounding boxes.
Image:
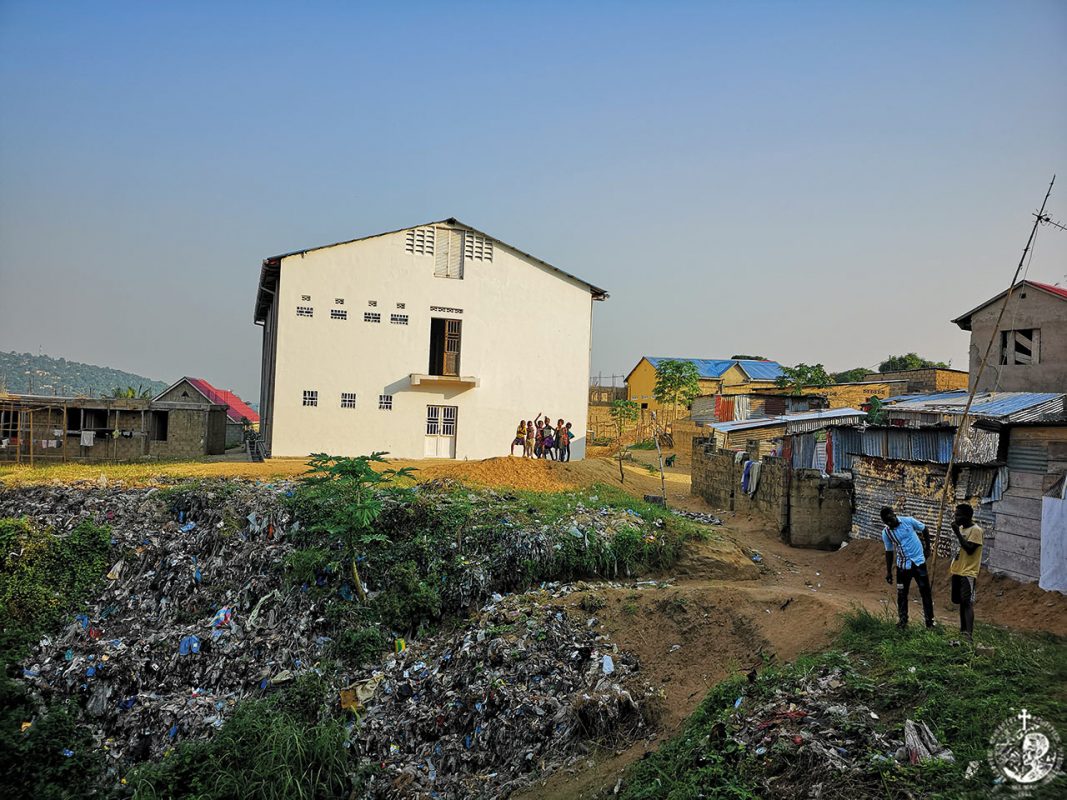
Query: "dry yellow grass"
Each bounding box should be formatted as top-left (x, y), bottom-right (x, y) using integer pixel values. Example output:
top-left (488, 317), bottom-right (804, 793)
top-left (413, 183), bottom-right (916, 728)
top-left (0, 453), bottom-right (689, 498)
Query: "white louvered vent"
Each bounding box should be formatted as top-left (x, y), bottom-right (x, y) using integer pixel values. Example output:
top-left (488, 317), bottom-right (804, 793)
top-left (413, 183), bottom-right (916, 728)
top-left (464, 232), bottom-right (493, 262)
top-left (405, 227), bottom-right (435, 256)
top-left (434, 228), bottom-right (464, 279)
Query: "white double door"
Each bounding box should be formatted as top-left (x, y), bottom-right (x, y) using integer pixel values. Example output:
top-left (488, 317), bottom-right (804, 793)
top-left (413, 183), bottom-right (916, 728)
top-left (424, 405), bottom-right (457, 458)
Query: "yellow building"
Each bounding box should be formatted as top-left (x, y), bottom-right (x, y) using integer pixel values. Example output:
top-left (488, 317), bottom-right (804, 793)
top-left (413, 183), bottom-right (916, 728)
top-left (625, 357), bottom-right (784, 414)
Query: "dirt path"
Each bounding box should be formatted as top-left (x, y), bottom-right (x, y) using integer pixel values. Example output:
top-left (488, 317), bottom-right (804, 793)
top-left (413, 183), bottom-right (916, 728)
top-left (513, 459), bottom-right (1067, 800)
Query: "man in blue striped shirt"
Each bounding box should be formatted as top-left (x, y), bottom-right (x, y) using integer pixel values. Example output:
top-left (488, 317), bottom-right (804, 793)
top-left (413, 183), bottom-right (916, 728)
top-left (880, 505), bottom-right (934, 629)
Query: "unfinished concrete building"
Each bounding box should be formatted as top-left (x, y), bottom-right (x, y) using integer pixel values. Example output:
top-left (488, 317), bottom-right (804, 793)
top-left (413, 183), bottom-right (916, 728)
top-left (0, 393), bottom-right (228, 464)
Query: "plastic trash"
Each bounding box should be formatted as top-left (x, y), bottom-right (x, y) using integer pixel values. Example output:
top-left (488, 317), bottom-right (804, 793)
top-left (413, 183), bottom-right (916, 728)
top-left (602, 654), bottom-right (615, 674)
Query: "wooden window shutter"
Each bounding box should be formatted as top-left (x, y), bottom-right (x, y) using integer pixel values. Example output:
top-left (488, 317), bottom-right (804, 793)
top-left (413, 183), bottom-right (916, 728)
top-left (434, 229), bottom-right (464, 278)
top-left (443, 320), bottom-right (461, 375)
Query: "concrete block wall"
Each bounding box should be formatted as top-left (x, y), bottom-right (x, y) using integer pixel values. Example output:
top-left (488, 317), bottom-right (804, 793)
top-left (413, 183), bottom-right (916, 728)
top-left (149, 409), bottom-right (226, 459)
top-left (788, 470), bottom-right (854, 549)
top-left (691, 437), bottom-right (788, 532)
top-left (692, 437), bottom-right (853, 548)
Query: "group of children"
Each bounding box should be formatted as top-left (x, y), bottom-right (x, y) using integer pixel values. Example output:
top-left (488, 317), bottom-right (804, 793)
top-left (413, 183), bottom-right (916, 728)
top-left (510, 414), bottom-right (573, 461)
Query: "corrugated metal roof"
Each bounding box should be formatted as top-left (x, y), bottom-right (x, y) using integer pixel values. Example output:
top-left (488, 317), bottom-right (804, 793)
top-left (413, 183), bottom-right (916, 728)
top-left (645, 357), bottom-right (784, 381)
top-left (738, 360), bottom-right (786, 380)
top-left (883, 390), bottom-right (968, 406)
top-left (884, 391), bottom-right (1065, 421)
top-left (709, 407), bottom-right (864, 434)
top-left (186, 378), bottom-right (260, 424)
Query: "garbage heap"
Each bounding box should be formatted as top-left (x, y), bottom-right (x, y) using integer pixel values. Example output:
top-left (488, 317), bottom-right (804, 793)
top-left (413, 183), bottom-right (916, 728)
top-left (729, 665), bottom-right (953, 798)
top-left (3, 479), bottom-right (668, 789)
top-left (5, 480), bottom-right (326, 766)
top-left (356, 591), bottom-right (656, 799)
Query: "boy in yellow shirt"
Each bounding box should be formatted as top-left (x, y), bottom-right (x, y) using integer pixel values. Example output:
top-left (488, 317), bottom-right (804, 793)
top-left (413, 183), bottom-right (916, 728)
top-left (949, 503), bottom-right (983, 642)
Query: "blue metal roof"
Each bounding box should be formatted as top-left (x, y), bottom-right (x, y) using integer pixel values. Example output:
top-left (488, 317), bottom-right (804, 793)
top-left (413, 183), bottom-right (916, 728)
top-left (969, 393), bottom-right (1064, 418)
top-left (645, 357), bottom-right (784, 381)
top-left (884, 390), bottom-right (1065, 420)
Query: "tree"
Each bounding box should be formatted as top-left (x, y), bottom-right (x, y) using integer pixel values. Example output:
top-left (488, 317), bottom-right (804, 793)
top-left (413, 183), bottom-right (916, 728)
top-left (832, 367), bottom-right (871, 384)
top-left (609, 400), bottom-right (639, 483)
top-left (866, 396), bottom-right (889, 425)
top-left (107, 384), bottom-right (152, 399)
top-left (730, 354), bottom-right (767, 361)
top-left (652, 360), bottom-right (702, 421)
top-left (297, 453), bottom-right (415, 602)
top-left (775, 363), bottom-right (832, 395)
top-left (879, 353), bottom-right (949, 372)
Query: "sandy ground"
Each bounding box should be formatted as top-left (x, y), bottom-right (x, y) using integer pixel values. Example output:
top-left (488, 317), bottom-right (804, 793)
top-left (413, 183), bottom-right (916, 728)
top-left (3, 450), bottom-right (1064, 799)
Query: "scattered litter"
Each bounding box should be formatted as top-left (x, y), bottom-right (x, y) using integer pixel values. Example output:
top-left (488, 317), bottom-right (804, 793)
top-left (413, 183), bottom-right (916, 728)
top-left (727, 665), bottom-right (923, 793)
top-left (356, 593), bottom-right (654, 798)
top-left (671, 510), bottom-right (723, 525)
top-left (751, 553), bottom-right (763, 564)
top-left (903, 719), bottom-right (954, 764)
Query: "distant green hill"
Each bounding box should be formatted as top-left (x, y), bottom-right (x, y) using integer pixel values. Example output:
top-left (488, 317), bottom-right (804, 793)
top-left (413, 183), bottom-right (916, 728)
top-left (0, 351), bottom-right (169, 398)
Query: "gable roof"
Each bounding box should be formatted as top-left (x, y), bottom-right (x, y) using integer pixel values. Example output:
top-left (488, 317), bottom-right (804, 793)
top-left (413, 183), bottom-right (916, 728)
top-left (254, 217), bottom-right (608, 323)
top-left (155, 377), bottom-right (259, 424)
top-left (951, 280), bottom-right (1067, 331)
top-left (630, 357), bottom-right (784, 383)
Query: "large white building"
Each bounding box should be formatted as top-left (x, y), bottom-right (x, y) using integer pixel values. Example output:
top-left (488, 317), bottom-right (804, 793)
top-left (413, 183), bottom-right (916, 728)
top-left (254, 219), bottom-right (607, 460)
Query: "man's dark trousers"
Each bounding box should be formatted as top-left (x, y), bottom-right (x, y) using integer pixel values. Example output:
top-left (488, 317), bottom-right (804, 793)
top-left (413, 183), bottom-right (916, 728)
top-left (896, 563), bottom-right (934, 627)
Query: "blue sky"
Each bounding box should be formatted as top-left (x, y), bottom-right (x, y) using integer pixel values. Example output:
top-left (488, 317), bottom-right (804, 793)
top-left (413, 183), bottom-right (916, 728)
top-left (1, 1), bottom-right (1065, 399)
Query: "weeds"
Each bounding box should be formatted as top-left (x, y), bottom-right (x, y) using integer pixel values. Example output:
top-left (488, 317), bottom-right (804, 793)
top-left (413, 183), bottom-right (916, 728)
top-left (128, 675), bottom-right (356, 800)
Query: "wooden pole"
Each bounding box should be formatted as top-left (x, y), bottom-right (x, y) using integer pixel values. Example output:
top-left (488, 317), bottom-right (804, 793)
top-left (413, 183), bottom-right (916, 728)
top-left (930, 176), bottom-right (1055, 566)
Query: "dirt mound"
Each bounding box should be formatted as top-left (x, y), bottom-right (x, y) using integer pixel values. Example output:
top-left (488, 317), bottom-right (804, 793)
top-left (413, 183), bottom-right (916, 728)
top-left (413, 456), bottom-right (581, 492)
top-left (517, 583), bottom-right (843, 799)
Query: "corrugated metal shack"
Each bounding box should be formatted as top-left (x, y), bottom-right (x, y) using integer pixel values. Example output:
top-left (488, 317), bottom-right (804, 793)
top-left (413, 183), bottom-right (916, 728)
top-left (707, 408), bottom-right (866, 455)
top-left (974, 417), bottom-right (1067, 588)
top-left (833, 391), bottom-right (1067, 585)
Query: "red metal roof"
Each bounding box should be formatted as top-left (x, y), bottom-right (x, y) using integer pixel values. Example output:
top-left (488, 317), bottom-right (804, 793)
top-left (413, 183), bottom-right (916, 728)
top-left (185, 377), bottom-right (259, 424)
top-left (1031, 281), bottom-right (1067, 300)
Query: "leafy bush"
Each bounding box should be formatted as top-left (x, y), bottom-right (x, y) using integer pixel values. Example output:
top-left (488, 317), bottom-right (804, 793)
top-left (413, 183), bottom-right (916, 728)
top-left (0, 517), bottom-right (114, 800)
top-left (0, 518), bottom-right (111, 646)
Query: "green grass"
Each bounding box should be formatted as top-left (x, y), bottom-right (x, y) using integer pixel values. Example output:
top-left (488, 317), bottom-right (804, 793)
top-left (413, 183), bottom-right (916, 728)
top-left (0, 517), bottom-right (115, 800)
top-left (629, 439), bottom-right (658, 450)
top-left (128, 675), bottom-right (358, 800)
top-left (621, 609), bottom-right (1067, 800)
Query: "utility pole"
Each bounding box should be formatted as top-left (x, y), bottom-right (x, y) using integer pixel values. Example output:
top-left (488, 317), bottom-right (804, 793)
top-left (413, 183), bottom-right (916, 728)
top-left (930, 176), bottom-right (1056, 564)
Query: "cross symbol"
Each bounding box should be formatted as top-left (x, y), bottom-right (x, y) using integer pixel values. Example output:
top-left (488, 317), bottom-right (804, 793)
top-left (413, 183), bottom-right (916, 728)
top-left (1018, 709), bottom-right (1031, 731)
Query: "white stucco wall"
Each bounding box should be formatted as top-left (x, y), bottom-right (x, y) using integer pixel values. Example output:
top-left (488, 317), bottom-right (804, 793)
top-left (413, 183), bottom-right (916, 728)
top-left (265, 225), bottom-right (597, 460)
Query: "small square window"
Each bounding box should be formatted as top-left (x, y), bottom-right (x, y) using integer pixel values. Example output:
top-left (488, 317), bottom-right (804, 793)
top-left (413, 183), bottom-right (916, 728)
top-left (335, 298), bottom-right (344, 305)
top-left (340, 392), bottom-right (357, 409)
top-left (302, 390), bottom-right (318, 407)
top-left (364, 312), bottom-right (381, 323)
top-left (368, 300), bottom-right (377, 307)
top-left (396, 302), bottom-right (406, 309)
top-left (296, 306), bottom-right (314, 318)
top-left (331, 309), bottom-right (348, 320)
top-left (301, 294), bottom-right (311, 302)
top-left (390, 314), bottom-right (408, 325)
top-left (378, 394), bottom-right (393, 410)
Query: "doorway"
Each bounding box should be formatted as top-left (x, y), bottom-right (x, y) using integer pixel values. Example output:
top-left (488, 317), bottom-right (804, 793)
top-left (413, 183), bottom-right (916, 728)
top-left (424, 405), bottom-right (457, 458)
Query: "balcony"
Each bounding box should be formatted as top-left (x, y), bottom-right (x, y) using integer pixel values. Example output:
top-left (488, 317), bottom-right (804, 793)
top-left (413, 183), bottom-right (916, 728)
top-left (409, 373), bottom-right (479, 388)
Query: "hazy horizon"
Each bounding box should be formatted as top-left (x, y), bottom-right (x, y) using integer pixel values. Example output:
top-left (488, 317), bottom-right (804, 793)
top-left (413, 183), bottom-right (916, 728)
top-left (2, 1), bottom-right (1065, 400)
